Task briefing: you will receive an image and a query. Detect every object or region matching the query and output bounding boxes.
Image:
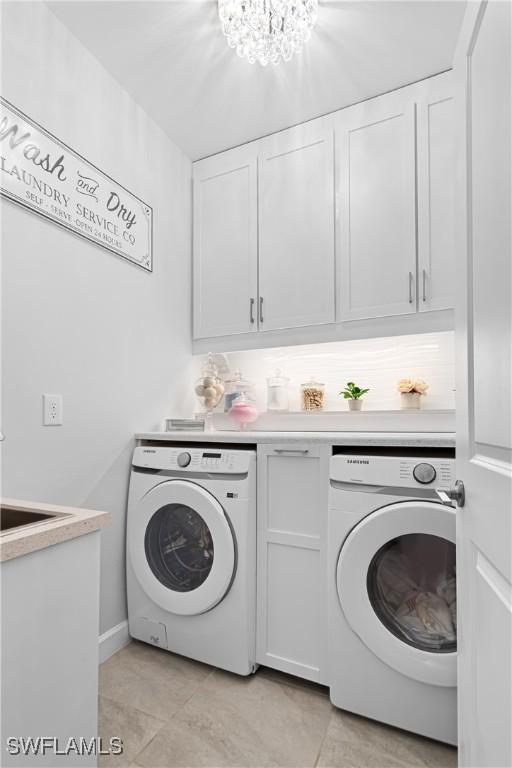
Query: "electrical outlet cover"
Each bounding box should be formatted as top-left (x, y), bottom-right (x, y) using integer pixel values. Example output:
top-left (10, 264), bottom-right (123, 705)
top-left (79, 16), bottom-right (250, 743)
top-left (43, 394), bottom-right (63, 426)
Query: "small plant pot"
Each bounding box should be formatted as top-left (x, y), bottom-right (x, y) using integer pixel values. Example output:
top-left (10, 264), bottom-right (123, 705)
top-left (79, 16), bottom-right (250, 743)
top-left (348, 399), bottom-right (363, 411)
top-left (400, 392), bottom-right (421, 410)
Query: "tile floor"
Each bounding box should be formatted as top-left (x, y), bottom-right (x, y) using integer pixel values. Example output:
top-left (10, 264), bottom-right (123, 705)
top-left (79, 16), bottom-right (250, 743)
top-left (99, 641), bottom-right (457, 768)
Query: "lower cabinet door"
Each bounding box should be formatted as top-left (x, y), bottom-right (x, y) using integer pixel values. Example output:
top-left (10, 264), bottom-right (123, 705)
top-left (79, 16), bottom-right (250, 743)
top-left (256, 444), bottom-right (329, 684)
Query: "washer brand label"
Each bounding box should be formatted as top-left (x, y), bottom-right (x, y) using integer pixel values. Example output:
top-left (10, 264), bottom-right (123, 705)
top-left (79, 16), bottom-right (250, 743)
top-left (346, 459), bottom-right (369, 464)
top-left (143, 449), bottom-right (156, 453)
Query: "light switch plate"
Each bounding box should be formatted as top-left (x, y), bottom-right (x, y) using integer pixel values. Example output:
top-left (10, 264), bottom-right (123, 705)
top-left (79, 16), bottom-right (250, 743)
top-left (43, 394), bottom-right (63, 426)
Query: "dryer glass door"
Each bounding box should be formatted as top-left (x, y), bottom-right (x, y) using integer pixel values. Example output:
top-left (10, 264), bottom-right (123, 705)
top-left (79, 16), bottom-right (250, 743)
top-left (367, 533), bottom-right (456, 653)
top-left (336, 500), bottom-right (457, 687)
top-left (130, 479), bottom-right (236, 616)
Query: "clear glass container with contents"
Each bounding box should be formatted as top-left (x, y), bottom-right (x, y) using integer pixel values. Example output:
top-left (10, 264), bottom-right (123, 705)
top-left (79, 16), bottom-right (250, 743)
top-left (195, 353), bottom-right (225, 431)
top-left (300, 378), bottom-right (325, 411)
top-left (223, 369), bottom-right (253, 412)
top-left (228, 393), bottom-right (259, 430)
top-left (266, 369), bottom-right (290, 412)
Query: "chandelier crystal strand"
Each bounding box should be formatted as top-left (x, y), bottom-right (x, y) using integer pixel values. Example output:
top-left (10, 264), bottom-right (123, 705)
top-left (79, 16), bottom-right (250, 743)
top-left (218, 0), bottom-right (318, 66)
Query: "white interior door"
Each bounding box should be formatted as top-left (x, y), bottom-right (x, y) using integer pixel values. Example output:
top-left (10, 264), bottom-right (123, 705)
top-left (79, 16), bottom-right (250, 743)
top-left (336, 91), bottom-right (416, 320)
top-left (193, 146), bottom-right (258, 339)
top-left (454, 3), bottom-right (512, 766)
top-left (258, 118), bottom-right (335, 331)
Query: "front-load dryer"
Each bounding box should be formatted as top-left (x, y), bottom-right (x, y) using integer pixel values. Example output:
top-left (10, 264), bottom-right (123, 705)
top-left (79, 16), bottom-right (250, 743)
top-left (127, 445), bottom-right (256, 675)
top-left (328, 449), bottom-right (457, 745)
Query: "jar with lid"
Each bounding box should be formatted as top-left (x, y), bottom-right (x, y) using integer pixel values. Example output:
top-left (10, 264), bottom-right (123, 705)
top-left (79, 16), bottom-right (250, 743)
top-left (228, 392), bottom-right (259, 430)
top-left (300, 378), bottom-right (325, 411)
top-left (194, 353), bottom-right (225, 431)
top-left (223, 369), bottom-right (253, 412)
top-left (266, 369), bottom-right (290, 412)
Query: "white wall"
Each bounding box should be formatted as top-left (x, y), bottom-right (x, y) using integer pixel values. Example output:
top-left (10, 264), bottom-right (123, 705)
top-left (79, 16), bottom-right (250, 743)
top-left (1, 1), bottom-right (193, 635)
top-left (196, 331), bottom-right (455, 414)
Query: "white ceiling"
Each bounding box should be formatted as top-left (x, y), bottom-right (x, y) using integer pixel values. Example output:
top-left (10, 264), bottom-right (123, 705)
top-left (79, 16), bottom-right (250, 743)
top-left (47, 0), bottom-right (466, 160)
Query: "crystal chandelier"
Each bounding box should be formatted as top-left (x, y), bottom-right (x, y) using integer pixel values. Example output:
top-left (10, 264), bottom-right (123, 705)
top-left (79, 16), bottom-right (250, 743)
top-left (218, 0), bottom-right (318, 66)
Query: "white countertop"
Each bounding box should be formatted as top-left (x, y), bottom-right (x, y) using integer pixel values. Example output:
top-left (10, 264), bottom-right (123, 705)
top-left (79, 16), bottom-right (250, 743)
top-left (0, 498), bottom-right (110, 562)
top-left (136, 430), bottom-right (456, 448)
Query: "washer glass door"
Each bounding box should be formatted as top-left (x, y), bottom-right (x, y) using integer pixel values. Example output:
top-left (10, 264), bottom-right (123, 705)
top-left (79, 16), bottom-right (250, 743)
top-left (145, 503), bottom-right (215, 593)
top-left (336, 500), bottom-right (457, 686)
top-left (130, 479), bottom-right (236, 616)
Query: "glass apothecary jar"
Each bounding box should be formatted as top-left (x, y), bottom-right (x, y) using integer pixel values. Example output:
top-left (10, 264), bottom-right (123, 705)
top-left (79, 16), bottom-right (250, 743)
top-left (223, 369), bottom-right (253, 412)
top-left (300, 378), bottom-right (325, 411)
top-left (195, 353), bottom-right (225, 431)
top-left (228, 393), bottom-right (259, 430)
top-left (266, 369), bottom-right (290, 412)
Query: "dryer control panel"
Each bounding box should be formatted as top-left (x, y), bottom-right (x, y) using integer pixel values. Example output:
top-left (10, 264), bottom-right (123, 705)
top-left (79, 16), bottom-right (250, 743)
top-left (132, 446), bottom-right (254, 474)
top-left (331, 454), bottom-right (456, 489)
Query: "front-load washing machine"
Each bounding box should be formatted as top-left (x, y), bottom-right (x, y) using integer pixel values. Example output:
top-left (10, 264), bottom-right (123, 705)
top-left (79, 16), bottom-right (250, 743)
top-left (127, 445), bottom-right (256, 675)
top-left (328, 449), bottom-right (457, 745)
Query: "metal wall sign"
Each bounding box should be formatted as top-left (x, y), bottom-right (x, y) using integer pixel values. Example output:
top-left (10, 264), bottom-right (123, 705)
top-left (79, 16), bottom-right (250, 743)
top-left (0, 97), bottom-right (153, 271)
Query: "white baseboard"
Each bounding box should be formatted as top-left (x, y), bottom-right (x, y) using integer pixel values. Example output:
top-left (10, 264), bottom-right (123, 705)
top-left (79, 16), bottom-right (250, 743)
top-left (99, 620), bottom-right (130, 664)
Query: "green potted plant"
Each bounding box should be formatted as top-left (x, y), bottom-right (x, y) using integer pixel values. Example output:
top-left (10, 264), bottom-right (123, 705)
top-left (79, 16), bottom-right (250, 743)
top-left (340, 382), bottom-right (369, 411)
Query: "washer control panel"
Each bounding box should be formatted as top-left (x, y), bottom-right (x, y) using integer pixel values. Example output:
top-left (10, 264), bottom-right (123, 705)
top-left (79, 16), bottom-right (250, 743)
top-left (133, 446), bottom-right (253, 474)
top-left (331, 454), bottom-right (455, 488)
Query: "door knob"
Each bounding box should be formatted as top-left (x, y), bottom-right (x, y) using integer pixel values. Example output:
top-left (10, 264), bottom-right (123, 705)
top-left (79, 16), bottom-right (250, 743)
top-left (436, 480), bottom-right (465, 508)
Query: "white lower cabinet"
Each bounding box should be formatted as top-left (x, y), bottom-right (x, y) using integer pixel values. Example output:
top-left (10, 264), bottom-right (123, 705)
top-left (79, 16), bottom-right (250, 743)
top-left (256, 444), bottom-right (329, 684)
top-left (1, 532), bottom-right (101, 766)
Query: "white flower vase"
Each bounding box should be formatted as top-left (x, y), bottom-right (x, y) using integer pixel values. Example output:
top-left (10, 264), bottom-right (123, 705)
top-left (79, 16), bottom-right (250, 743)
top-left (400, 392), bottom-right (421, 410)
top-left (348, 399), bottom-right (363, 411)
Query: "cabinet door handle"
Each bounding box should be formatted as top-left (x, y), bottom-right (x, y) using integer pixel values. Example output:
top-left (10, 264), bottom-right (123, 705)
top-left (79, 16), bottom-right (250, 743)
top-left (273, 448), bottom-right (309, 454)
top-left (422, 269), bottom-right (427, 302)
top-left (250, 298), bottom-right (255, 324)
top-left (408, 271), bottom-right (414, 304)
top-left (259, 296), bottom-right (264, 324)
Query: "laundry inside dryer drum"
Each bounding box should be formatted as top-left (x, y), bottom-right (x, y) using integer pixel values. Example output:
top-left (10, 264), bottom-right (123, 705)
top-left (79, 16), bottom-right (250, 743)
top-left (367, 534), bottom-right (456, 653)
top-left (145, 504), bottom-right (214, 592)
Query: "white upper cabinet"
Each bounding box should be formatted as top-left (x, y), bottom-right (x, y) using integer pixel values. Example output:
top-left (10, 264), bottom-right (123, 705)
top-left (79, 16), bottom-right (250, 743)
top-left (336, 92), bottom-right (417, 321)
top-left (193, 146), bottom-right (258, 339)
top-left (191, 73), bottom-right (455, 348)
top-left (258, 119), bottom-right (336, 331)
top-left (416, 73), bottom-right (455, 312)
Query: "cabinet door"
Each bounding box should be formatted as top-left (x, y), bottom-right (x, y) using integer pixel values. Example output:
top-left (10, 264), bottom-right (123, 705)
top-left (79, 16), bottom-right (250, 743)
top-left (417, 73), bottom-right (455, 312)
top-left (256, 444), bottom-right (329, 684)
top-left (337, 92), bottom-right (417, 320)
top-left (258, 120), bottom-right (335, 331)
top-left (193, 147), bottom-right (258, 339)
